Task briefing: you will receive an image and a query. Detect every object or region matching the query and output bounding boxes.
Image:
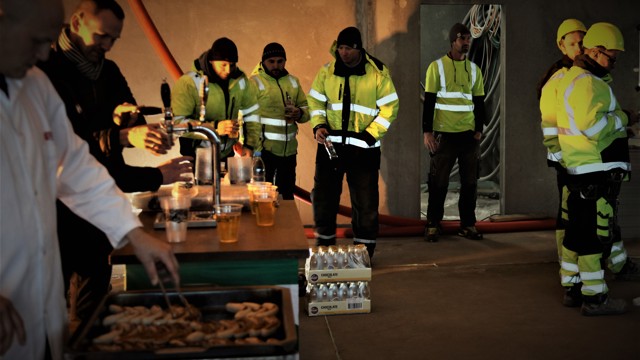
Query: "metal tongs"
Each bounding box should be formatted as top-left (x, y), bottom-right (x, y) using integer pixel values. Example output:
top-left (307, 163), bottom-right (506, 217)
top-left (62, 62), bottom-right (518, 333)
top-left (155, 261), bottom-right (198, 319)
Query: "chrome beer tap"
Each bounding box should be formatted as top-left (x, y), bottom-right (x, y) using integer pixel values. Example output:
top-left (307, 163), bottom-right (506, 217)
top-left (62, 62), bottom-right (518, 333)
top-left (161, 79), bottom-right (173, 146)
top-left (199, 75), bottom-right (209, 122)
top-left (172, 75), bottom-right (222, 207)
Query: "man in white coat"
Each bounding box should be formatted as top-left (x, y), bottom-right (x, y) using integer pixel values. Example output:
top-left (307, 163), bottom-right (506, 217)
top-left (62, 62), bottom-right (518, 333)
top-left (0, 0), bottom-right (180, 359)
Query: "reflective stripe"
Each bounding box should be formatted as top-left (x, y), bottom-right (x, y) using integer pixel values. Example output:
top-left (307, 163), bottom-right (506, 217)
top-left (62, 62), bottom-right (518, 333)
top-left (561, 261), bottom-right (579, 273)
top-left (470, 62), bottom-right (477, 88)
top-left (264, 132), bottom-right (296, 141)
top-left (243, 114), bottom-right (260, 123)
top-left (187, 71), bottom-right (204, 90)
top-left (434, 103), bottom-right (474, 112)
top-left (311, 109), bottom-right (326, 118)
top-left (238, 78), bottom-right (246, 90)
top-left (582, 283), bottom-right (607, 293)
top-left (563, 73), bottom-right (590, 136)
top-left (558, 127), bottom-right (581, 136)
top-left (435, 58), bottom-right (474, 100)
top-left (436, 59), bottom-right (447, 93)
top-left (353, 238), bottom-right (376, 244)
top-left (241, 103), bottom-right (259, 115)
top-left (353, 104), bottom-right (378, 116)
top-left (583, 115), bottom-right (613, 137)
top-left (373, 116), bottom-right (390, 130)
top-left (611, 242), bottom-right (624, 253)
top-left (561, 275), bottom-right (581, 284)
top-left (580, 270), bottom-right (604, 281)
top-left (326, 135), bottom-right (380, 148)
top-left (437, 91), bottom-right (472, 100)
top-left (567, 162), bottom-right (631, 175)
top-left (288, 76), bottom-right (298, 89)
top-left (314, 232), bottom-right (335, 240)
top-left (261, 117), bottom-right (287, 127)
top-left (329, 103), bottom-right (379, 117)
top-left (563, 72), bottom-right (623, 139)
top-left (254, 77), bottom-right (265, 91)
top-left (609, 252), bottom-right (627, 266)
top-left (542, 127), bottom-right (558, 136)
top-left (309, 89), bottom-right (327, 102)
top-left (607, 85), bottom-right (616, 111)
top-left (377, 92), bottom-right (398, 106)
top-left (547, 151), bottom-right (562, 162)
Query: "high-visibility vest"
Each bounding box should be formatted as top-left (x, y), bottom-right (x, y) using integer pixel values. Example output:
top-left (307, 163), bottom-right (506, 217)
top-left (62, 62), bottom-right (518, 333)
top-left (424, 55), bottom-right (485, 133)
top-left (556, 66), bottom-right (629, 175)
top-left (250, 62), bottom-right (310, 156)
top-left (172, 68), bottom-right (261, 157)
top-left (539, 68), bottom-right (567, 166)
top-left (308, 52), bottom-right (399, 148)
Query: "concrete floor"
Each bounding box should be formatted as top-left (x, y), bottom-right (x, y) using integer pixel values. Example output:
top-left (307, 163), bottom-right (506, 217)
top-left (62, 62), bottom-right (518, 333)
top-left (298, 231), bottom-right (640, 360)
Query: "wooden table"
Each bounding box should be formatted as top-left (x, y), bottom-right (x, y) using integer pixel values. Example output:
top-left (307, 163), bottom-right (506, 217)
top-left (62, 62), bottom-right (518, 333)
top-left (110, 200), bottom-right (309, 290)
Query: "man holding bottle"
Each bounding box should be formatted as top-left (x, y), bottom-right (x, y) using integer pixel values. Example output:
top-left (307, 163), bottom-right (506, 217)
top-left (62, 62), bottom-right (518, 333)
top-left (250, 42), bottom-right (310, 199)
top-left (307, 27), bottom-right (400, 260)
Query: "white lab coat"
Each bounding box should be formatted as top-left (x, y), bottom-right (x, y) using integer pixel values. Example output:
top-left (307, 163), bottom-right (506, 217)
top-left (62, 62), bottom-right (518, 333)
top-left (0, 68), bottom-right (141, 360)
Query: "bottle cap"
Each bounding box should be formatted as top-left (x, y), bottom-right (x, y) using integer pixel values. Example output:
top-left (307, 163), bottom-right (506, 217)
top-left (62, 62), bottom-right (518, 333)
top-left (254, 151), bottom-right (262, 157)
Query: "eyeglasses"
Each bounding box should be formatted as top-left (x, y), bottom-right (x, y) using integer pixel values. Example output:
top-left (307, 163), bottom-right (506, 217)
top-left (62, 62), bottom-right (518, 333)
top-left (599, 50), bottom-right (617, 65)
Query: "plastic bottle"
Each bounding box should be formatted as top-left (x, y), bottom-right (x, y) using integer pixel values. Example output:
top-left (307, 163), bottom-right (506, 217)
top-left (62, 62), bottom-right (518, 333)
top-left (251, 151), bottom-right (266, 183)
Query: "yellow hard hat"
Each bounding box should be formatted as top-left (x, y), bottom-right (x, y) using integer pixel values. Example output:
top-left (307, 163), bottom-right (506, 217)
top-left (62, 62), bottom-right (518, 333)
top-left (556, 19), bottom-right (587, 48)
top-left (583, 22), bottom-right (625, 51)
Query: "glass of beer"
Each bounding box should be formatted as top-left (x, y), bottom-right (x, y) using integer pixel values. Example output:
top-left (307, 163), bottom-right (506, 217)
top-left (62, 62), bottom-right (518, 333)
top-left (247, 182), bottom-right (272, 214)
top-left (254, 190), bottom-right (276, 226)
top-left (214, 203), bottom-right (243, 243)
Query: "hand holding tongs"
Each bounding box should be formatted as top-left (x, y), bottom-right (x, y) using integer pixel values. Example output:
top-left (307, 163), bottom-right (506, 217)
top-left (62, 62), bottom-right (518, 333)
top-left (155, 261), bottom-right (198, 318)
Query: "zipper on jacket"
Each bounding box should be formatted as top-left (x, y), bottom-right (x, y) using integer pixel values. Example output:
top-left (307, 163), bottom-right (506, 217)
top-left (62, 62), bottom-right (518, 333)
top-left (279, 82), bottom-right (289, 155)
top-left (338, 83), bottom-right (342, 101)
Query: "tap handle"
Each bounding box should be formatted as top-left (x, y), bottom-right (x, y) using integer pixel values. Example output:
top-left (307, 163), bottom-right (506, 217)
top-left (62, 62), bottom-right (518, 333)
top-left (161, 79), bottom-right (174, 146)
top-left (199, 75), bottom-right (209, 122)
top-left (161, 80), bottom-right (171, 108)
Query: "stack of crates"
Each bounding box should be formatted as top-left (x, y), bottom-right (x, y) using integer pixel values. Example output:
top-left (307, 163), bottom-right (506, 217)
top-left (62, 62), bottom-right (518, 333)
top-left (304, 245), bottom-right (372, 316)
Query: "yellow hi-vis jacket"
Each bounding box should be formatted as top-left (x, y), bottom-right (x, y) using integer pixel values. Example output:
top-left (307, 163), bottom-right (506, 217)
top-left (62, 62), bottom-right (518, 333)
top-left (425, 55), bottom-right (485, 133)
top-left (172, 68), bottom-right (261, 158)
top-left (250, 62), bottom-right (310, 157)
top-left (539, 68), bottom-right (568, 166)
top-left (307, 47), bottom-right (399, 148)
top-left (556, 67), bottom-right (630, 175)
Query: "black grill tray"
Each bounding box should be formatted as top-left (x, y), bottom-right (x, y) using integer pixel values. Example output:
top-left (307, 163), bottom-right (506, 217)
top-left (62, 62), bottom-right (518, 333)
top-left (65, 286), bottom-right (297, 359)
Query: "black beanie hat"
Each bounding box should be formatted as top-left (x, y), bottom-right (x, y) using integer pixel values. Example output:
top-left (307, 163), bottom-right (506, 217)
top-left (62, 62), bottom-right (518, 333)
top-left (337, 26), bottom-right (362, 49)
top-left (449, 23), bottom-right (471, 43)
top-left (262, 42), bottom-right (286, 61)
top-left (208, 37), bottom-right (238, 62)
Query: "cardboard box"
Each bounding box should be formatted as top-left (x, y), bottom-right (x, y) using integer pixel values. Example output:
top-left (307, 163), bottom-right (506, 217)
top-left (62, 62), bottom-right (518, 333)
top-left (306, 298), bottom-right (371, 316)
top-left (305, 267), bottom-right (371, 284)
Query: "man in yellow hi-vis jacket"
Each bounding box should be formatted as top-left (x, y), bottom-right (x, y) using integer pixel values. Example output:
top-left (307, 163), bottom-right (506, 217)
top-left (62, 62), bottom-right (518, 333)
top-left (556, 22), bottom-right (639, 316)
top-left (538, 19), bottom-right (586, 307)
top-left (307, 27), bottom-right (399, 259)
top-left (250, 43), bottom-right (310, 199)
top-left (423, 23), bottom-right (487, 242)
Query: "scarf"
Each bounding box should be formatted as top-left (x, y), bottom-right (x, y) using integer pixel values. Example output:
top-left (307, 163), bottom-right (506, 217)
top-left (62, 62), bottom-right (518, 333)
top-left (58, 27), bottom-right (103, 81)
top-left (573, 53), bottom-right (610, 80)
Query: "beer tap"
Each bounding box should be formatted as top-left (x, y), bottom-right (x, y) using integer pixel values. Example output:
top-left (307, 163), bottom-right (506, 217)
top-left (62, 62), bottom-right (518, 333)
top-left (161, 79), bottom-right (173, 146)
top-left (169, 75), bottom-right (222, 207)
top-left (199, 75), bottom-right (209, 122)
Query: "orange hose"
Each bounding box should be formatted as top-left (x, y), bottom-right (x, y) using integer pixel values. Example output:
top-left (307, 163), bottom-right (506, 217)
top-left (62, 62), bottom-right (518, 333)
top-left (303, 219), bottom-right (556, 239)
top-left (127, 0), bottom-right (183, 81)
top-left (296, 186), bottom-right (555, 239)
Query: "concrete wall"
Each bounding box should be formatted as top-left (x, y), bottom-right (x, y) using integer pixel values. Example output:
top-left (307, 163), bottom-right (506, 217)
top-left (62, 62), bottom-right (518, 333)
top-left (61, 0), bottom-right (640, 234)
